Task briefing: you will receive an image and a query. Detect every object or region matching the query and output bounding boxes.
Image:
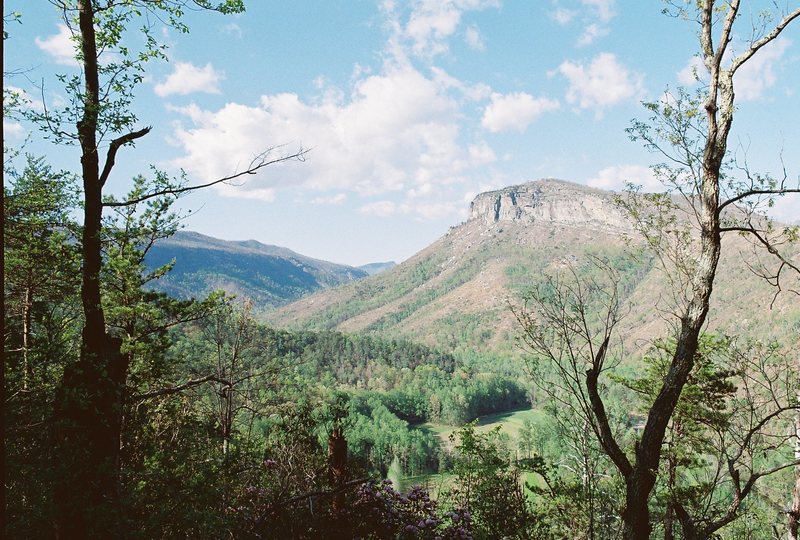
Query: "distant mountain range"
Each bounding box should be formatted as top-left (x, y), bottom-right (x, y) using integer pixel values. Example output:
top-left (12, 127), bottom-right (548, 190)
top-left (266, 179), bottom-right (800, 356)
top-left (358, 261), bottom-right (398, 275)
top-left (145, 231), bottom-right (393, 310)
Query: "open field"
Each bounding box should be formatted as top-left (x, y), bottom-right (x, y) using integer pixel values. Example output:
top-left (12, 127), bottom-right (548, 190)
top-left (416, 407), bottom-right (546, 447)
top-left (398, 407), bottom-right (548, 493)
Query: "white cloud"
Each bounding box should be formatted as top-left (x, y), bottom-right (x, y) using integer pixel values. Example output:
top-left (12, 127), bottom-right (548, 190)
top-left (677, 56), bottom-right (708, 85)
top-left (734, 38), bottom-right (791, 101)
top-left (770, 193), bottom-right (800, 225)
top-left (387, 0), bottom-right (499, 57)
top-left (3, 120), bottom-right (24, 138)
top-left (222, 23), bottom-right (242, 38)
top-left (154, 62), bottom-right (224, 97)
top-left (430, 67), bottom-right (491, 101)
top-left (4, 85), bottom-right (44, 112)
top-left (357, 198), bottom-right (462, 220)
top-left (481, 91), bottom-right (560, 133)
top-left (359, 200), bottom-right (397, 217)
top-left (405, 1), bottom-right (460, 56)
top-left (678, 39), bottom-right (791, 101)
top-left (412, 200), bottom-right (462, 220)
top-left (35, 24), bottom-right (77, 66)
top-left (464, 25), bottom-right (485, 51)
top-left (311, 193), bottom-right (347, 205)
top-left (216, 183), bottom-right (276, 202)
top-left (558, 53), bottom-right (644, 114)
top-left (581, 0), bottom-right (615, 22)
top-left (551, 8), bottom-right (577, 25)
top-left (551, 2), bottom-right (614, 47)
top-left (577, 23), bottom-right (608, 47)
top-left (168, 63), bottom-right (478, 208)
top-left (468, 142), bottom-right (496, 165)
top-left (587, 164), bottom-right (661, 192)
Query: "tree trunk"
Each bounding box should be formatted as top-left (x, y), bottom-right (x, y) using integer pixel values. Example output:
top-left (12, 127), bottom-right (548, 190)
top-left (22, 286), bottom-right (32, 390)
top-left (328, 426), bottom-right (347, 514)
top-left (664, 447), bottom-right (677, 540)
top-left (789, 395), bottom-right (800, 540)
top-left (52, 1), bottom-right (129, 536)
top-left (620, 7), bottom-right (730, 535)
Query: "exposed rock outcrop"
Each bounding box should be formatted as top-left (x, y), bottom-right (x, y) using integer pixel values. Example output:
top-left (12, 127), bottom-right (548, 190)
top-left (468, 179), bottom-right (631, 232)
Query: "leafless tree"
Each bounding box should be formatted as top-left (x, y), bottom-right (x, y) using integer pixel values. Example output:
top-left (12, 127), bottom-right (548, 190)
top-left (517, 2), bottom-right (800, 538)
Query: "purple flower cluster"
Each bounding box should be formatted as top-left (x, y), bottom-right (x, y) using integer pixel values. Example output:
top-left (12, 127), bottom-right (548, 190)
top-left (349, 480), bottom-right (473, 539)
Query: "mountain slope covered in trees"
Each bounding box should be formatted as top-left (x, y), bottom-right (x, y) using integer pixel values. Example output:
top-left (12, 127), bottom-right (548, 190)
top-left (145, 230), bottom-right (368, 309)
top-left (268, 180), bottom-right (800, 355)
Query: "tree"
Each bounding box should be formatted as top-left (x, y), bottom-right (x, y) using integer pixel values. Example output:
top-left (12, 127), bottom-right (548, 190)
top-left (11, 1), bottom-right (306, 536)
top-left (4, 155), bottom-right (80, 391)
top-left (446, 424), bottom-right (533, 539)
top-left (3, 155), bottom-right (82, 536)
top-left (518, 260), bottom-right (799, 539)
top-left (516, 2), bottom-right (799, 538)
top-left (619, 336), bottom-right (798, 539)
top-left (791, 401), bottom-right (800, 540)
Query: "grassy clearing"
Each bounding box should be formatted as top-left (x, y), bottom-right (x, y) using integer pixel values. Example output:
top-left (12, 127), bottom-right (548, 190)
top-left (400, 408), bottom-right (551, 496)
top-left (395, 472), bottom-right (455, 498)
top-left (416, 407), bottom-right (547, 447)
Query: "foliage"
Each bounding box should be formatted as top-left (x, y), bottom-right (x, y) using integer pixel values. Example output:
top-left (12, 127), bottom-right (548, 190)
top-left (344, 480), bottom-right (474, 539)
top-left (618, 335), bottom-right (799, 539)
top-left (3, 156), bottom-right (82, 535)
top-left (445, 424), bottom-right (536, 539)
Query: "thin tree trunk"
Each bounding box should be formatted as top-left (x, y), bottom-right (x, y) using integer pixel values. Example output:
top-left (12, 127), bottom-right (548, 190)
top-left (22, 286), bottom-right (32, 390)
top-left (789, 395), bottom-right (800, 540)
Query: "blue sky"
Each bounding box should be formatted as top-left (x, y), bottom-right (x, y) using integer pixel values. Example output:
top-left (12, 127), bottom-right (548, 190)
top-left (4, 1), bottom-right (799, 266)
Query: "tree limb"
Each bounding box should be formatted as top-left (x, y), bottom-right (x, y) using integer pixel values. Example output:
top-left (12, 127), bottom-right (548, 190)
top-left (718, 187), bottom-right (800, 213)
top-left (102, 147), bottom-right (309, 207)
top-left (131, 373), bottom-right (230, 402)
top-left (719, 225), bottom-right (800, 277)
top-left (730, 7), bottom-right (800, 75)
top-left (98, 127), bottom-right (152, 188)
top-left (585, 336), bottom-right (633, 478)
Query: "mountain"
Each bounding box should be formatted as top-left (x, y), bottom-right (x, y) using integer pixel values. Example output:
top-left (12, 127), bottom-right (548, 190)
top-left (358, 261), bottom-right (397, 275)
top-left (267, 179), bottom-right (800, 356)
top-left (145, 231), bottom-right (368, 310)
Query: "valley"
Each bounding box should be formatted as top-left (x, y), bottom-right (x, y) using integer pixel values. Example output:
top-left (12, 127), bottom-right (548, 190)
top-left (7, 1), bottom-right (800, 536)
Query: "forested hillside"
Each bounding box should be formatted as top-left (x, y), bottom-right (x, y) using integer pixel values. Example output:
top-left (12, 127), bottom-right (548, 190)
top-left (270, 180), bottom-right (800, 357)
top-left (145, 231), bottom-right (368, 310)
top-left (4, 1), bottom-right (800, 539)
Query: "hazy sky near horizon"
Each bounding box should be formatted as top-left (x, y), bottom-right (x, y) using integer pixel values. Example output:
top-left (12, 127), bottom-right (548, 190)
top-left (5, 1), bottom-right (799, 266)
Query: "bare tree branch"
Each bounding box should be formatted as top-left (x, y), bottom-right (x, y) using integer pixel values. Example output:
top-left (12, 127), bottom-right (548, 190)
top-left (131, 373), bottom-right (230, 402)
top-left (719, 188), bottom-right (800, 213)
top-left (98, 127), bottom-right (152, 187)
top-left (730, 6), bottom-right (800, 74)
top-left (102, 147), bottom-right (309, 207)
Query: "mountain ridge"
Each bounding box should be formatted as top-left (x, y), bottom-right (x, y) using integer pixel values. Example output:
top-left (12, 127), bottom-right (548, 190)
top-left (267, 179), bottom-right (800, 355)
top-left (145, 230), bottom-right (369, 310)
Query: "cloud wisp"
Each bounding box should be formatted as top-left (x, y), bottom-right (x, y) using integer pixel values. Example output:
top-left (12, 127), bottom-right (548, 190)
top-left (35, 24), bottom-right (78, 66)
top-left (481, 92), bottom-right (560, 133)
top-left (155, 62), bottom-right (224, 97)
top-left (385, 0), bottom-right (500, 58)
top-left (557, 52), bottom-right (644, 115)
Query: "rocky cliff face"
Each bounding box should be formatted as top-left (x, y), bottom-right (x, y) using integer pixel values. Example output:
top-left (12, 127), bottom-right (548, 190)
top-left (468, 179), bottom-right (631, 231)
